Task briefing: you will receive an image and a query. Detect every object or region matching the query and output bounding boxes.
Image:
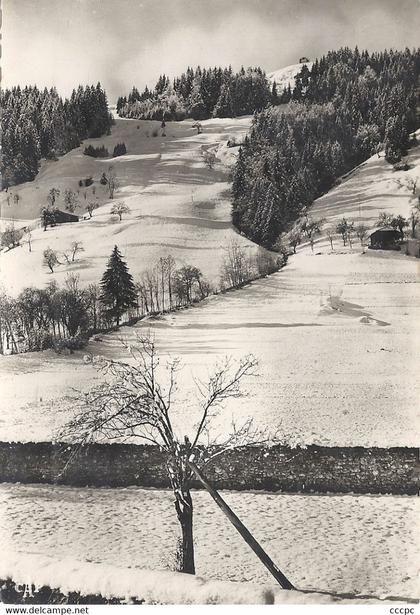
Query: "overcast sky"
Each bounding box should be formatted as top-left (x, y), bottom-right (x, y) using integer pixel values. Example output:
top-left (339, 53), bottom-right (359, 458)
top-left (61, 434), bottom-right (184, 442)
top-left (2, 0), bottom-right (419, 102)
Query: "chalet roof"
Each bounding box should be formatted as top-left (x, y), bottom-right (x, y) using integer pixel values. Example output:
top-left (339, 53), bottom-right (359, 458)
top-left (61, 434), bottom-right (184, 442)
top-left (369, 227), bottom-right (400, 236)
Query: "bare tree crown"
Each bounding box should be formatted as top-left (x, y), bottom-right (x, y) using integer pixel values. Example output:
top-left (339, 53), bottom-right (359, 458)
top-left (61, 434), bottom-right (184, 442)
top-left (59, 336), bottom-right (264, 470)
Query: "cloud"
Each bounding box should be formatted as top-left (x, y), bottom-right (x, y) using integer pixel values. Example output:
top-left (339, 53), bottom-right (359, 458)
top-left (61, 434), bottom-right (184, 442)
top-left (2, 0), bottom-right (419, 101)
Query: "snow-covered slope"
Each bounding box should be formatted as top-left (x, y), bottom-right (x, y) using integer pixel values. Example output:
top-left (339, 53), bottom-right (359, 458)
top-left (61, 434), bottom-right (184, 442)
top-left (267, 61), bottom-right (313, 90)
top-left (0, 116), bottom-right (253, 295)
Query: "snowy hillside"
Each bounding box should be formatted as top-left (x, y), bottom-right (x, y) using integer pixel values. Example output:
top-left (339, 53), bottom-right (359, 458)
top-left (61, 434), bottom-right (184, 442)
top-left (0, 116), bottom-right (253, 295)
top-left (267, 61), bottom-right (313, 90)
top-left (0, 135), bottom-right (419, 447)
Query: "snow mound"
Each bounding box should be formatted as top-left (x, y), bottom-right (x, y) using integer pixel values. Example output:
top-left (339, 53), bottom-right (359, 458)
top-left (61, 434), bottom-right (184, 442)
top-left (267, 62), bottom-right (313, 91)
top-left (0, 553), bottom-right (400, 605)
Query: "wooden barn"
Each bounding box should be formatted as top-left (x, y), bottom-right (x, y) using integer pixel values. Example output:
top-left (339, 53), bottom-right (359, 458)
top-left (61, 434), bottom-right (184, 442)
top-left (54, 210), bottom-right (79, 224)
top-left (369, 228), bottom-right (401, 250)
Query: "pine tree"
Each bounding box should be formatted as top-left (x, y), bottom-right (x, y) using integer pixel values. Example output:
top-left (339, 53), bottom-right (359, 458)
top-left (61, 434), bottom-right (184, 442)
top-left (187, 80), bottom-right (207, 120)
top-left (100, 246), bottom-right (137, 326)
top-left (271, 81), bottom-right (279, 105)
top-left (212, 83), bottom-right (234, 118)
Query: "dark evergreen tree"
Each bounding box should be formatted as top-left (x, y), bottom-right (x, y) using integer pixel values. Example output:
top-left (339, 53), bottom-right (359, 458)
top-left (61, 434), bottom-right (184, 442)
top-left (1, 83), bottom-right (113, 187)
top-left (99, 246), bottom-right (137, 326)
top-left (117, 64), bottom-right (272, 121)
top-left (231, 47), bottom-right (420, 248)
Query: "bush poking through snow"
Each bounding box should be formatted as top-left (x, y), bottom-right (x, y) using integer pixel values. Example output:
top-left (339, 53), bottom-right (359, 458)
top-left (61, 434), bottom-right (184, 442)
top-left (202, 150), bottom-right (216, 169)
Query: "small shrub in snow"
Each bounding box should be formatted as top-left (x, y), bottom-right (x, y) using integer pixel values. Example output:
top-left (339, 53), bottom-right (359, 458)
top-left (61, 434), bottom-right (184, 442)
top-left (393, 161), bottom-right (410, 172)
top-left (53, 336), bottom-right (88, 354)
top-left (202, 150), bottom-right (216, 169)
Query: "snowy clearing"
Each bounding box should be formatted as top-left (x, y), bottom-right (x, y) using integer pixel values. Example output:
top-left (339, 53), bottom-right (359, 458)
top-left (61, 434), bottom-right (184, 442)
top-left (0, 484), bottom-right (418, 600)
top-left (267, 62), bottom-right (313, 89)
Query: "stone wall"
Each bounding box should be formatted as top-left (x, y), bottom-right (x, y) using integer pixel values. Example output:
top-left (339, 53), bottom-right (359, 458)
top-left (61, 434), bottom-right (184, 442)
top-left (0, 441), bottom-right (418, 494)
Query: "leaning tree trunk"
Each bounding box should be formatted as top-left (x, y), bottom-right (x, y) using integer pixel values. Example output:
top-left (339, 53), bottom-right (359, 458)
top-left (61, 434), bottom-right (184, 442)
top-left (174, 490), bottom-right (195, 574)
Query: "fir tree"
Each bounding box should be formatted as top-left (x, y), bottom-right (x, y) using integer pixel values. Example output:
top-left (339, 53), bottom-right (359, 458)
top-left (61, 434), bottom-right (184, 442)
top-left (99, 246), bottom-right (137, 326)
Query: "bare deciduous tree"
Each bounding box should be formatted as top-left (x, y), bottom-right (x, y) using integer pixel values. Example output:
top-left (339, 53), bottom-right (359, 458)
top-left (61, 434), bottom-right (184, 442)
top-left (336, 218), bottom-right (351, 246)
top-left (286, 228), bottom-right (302, 254)
top-left (63, 189), bottom-right (79, 213)
top-left (86, 202), bottom-right (99, 218)
top-left (111, 201), bottom-right (130, 221)
top-left (377, 211), bottom-right (394, 228)
top-left (47, 188), bottom-right (60, 209)
top-left (162, 254), bottom-right (176, 310)
top-left (202, 150), bottom-right (216, 169)
top-left (325, 227), bottom-right (335, 251)
top-left (220, 240), bottom-right (254, 288)
top-left (105, 166), bottom-right (119, 199)
top-left (43, 247), bottom-right (60, 273)
top-left (85, 283), bottom-right (101, 331)
top-left (395, 176), bottom-right (418, 196)
top-left (61, 251), bottom-right (72, 265)
top-left (59, 336), bottom-right (263, 575)
top-left (174, 265), bottom-right (208, 304)
top-left (71, 241), bottom-right (84, 262)
top-left (1, 224), bottom-right (23, 250)
top-left (25, 228), bottom-right (32, 253)
top-left (355, 223), bottom-right (369, 246)
top-left (301, 217), bottom-right (324, 252)
top-left (409, 210), bottom-right (419, 238)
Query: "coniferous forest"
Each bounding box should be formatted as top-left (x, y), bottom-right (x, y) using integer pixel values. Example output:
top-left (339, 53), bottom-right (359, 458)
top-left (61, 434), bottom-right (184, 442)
top-left (232, 48), bottom-right (420, 247)
top-left (1, 83), bottom-right (113, 188)
top-left (117, 66), bottom-right (274, 120)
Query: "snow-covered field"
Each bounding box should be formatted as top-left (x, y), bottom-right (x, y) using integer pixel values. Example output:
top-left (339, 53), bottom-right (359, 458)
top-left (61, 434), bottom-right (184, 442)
top-left (0, 245), bottom-right (418, 446)
top-left (0, 483), bottom-right (418, 599)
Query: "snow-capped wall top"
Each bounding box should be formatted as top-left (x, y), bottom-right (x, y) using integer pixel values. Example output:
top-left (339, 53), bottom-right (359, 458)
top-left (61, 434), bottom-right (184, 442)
top-left (267, 61), bottom-right (313, 90)
top-left (0, 552), bottom-right (404, 605)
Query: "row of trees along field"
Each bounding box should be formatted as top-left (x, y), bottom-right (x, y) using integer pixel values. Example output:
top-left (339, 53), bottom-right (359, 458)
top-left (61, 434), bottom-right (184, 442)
top-left (232, 47), bottom-right (420, 247)
top-left (117, 66), bottom-right (274, 120)
top-left (0, 242), bottom-right (283, 355)
top-left (1, 83), bottom-right (113, 187)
